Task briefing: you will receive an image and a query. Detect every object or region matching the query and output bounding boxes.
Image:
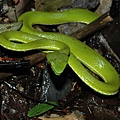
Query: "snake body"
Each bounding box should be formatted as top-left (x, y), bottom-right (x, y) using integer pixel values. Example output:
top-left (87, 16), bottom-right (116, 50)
top-left (0, 9), bottom-right (119, 95)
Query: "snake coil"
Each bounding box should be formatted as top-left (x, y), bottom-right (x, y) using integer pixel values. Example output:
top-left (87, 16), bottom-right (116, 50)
top-left (0, 9), bottom-right (119, 95)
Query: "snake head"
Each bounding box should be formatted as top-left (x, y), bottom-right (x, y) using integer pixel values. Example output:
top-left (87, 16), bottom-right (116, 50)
top-left (47, 51), bottom-right (69, 75)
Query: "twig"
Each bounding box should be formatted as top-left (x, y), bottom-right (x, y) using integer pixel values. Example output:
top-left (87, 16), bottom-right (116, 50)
top-left (0, 52), bottom-right (46, 82)
top-left (71, 12), bottom-right (113, 40)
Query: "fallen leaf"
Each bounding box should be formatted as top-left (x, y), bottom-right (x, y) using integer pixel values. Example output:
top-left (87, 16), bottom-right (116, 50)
top-left (38, 110), bottom-right (85, 120)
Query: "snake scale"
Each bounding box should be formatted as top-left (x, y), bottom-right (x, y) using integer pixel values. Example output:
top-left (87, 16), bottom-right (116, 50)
top-left (0, 9), bottom-right (119, 95)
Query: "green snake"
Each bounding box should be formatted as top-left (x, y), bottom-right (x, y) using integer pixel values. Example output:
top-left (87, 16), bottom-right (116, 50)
top-left (0, 9), bottom-right (119, 95)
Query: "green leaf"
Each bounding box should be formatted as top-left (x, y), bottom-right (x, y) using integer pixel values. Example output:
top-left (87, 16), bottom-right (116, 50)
top-left (27, 102), bottom-right (57, 117)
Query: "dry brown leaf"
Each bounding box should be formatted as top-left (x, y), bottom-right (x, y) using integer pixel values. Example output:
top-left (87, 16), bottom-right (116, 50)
top-left (38, 110), bottom-right (85, 120)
